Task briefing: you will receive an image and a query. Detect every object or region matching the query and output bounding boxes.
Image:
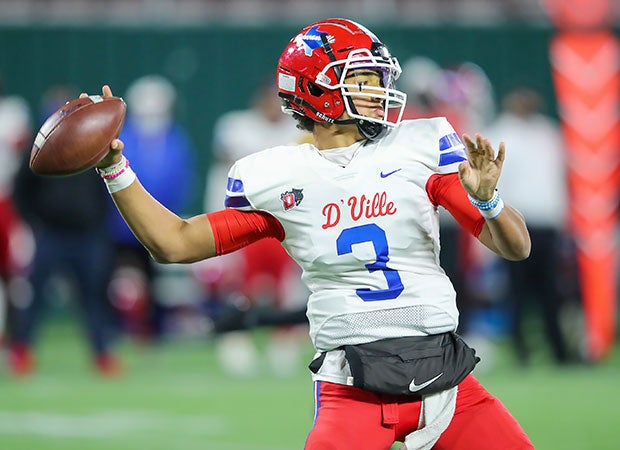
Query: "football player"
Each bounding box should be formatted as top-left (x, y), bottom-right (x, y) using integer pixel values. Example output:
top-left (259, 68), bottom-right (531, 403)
top-left (90, 18), bottom-right (532, 450)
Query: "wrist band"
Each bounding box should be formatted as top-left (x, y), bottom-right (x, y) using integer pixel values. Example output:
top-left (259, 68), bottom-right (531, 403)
top-left (96, 156), bottom-right (137, 194)
top-left (96, 155), bottom-right (128, 179)
top-left (468, 189), bottom-right (505, 219)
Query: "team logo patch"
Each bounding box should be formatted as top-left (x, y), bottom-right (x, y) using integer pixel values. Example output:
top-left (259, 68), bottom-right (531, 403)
top-left (298, 26), bottom-right (334, 56)
top-left (281, 188), bottom-right (304, 211)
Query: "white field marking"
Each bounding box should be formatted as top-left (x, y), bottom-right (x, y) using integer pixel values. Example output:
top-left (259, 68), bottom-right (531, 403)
top-left (0, 410), bottom-right (297, 450)
top-left (0, 410), bottom-right (228, 438)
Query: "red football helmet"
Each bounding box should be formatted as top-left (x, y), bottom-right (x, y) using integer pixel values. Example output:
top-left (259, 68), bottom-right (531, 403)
top-left (277, 18), bottom-right (407, 140)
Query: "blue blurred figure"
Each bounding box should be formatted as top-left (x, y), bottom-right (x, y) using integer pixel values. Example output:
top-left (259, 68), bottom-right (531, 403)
top-left (8, 84), bottom-right (119, 377)
top-left (107, 75), bottom-right (197, 339)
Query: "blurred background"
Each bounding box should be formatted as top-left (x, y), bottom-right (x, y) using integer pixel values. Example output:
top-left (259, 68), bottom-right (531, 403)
top-left (0, 1), bottom-right (619, 449)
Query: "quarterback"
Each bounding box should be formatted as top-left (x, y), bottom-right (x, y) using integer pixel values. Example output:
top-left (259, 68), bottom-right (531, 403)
top-left (91, 18), bottom-right (533, 450)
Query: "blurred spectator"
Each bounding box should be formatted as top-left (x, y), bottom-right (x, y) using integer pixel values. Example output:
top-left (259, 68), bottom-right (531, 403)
top-left (440, 61), bottom-right (496, 134)
top-left (399, 57), bottom-right (495, 133)
top-left (399, 56), bottom-right (464, 128)
top-left (204, 76), bottom-right (308, 210)
top-left (198, 77), bottom-right (309, 377)
top-left (7, 85), bottom-right (120, 377)
top-left (400, 57), bottom-right (499, 342)
top-left (0, 74), bottom-right (31, 346)
top-left (484, 85), bottom-right (579, 365)
top-left (438, 63), bottom-right (507, 368)
top-left (107, 74), bottom-right (197, 340)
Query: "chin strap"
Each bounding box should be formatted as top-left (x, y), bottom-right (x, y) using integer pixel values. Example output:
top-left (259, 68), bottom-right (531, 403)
top-left (279, 92), bottom-right (386, 141)
top-left (346, 100), bottom-right (387, 140)
top-left (358, 120), bottom-right (387, 140)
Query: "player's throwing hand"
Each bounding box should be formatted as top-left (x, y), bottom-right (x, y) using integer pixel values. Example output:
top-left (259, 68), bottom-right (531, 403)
top-left (79, 85), bottom-right (124, 168)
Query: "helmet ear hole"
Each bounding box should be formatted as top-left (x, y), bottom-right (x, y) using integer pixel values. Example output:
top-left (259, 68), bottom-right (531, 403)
top-left (307, 82), bottom-right (324, 97)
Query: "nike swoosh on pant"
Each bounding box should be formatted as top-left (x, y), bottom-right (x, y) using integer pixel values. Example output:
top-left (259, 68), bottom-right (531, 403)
top-left (409, 372), bottom-right (444, 392)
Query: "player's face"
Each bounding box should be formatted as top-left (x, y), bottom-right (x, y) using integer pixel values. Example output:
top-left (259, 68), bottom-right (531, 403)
top-left (344, 70), bottom-right (385, 120)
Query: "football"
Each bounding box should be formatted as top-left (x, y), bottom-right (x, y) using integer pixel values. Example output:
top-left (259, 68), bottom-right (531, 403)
top-left (30, 95), bottom-right (126, 176)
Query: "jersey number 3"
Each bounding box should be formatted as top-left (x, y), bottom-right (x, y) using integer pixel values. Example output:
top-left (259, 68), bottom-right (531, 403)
top-left (336, 223), bottom-right (404, 301)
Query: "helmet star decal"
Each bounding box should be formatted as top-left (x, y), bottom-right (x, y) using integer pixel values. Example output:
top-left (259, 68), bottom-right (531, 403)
top-left (298, 25), bottom-right (333, 56)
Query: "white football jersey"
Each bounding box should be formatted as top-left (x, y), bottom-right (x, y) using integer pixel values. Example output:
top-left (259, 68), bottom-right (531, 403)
top-left (225, 118), bottom-right (467, 352)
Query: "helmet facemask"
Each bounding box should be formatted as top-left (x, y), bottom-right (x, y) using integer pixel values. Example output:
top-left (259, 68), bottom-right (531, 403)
top-left (315, 44), bottom-right (407, 139)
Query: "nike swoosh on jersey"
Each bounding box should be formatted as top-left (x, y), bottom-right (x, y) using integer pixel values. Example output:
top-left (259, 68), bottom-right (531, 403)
top-left (380, 168), bottom-right (402, 178)
top-left (408, 372), bottom-right (444, 392)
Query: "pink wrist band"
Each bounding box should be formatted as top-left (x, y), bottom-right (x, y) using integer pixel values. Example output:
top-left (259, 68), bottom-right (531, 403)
top-left (99, 157), bottom-right (129, 180)
top-left (96, 156), bottom-right (137, 194)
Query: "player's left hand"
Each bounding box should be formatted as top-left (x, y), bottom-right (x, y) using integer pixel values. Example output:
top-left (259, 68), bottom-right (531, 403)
top-left (458, 133), bottom-right (505, 201)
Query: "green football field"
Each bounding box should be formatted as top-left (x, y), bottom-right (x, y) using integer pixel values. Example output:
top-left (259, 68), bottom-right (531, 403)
top-left (1, 318), bottom-right (618, 450)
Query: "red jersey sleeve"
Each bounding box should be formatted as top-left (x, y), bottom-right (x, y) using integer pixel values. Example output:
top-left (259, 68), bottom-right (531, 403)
top-left (425, 173), bottom-right (486, 237)
top-left (206, 209), bottom-right (285, 255)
